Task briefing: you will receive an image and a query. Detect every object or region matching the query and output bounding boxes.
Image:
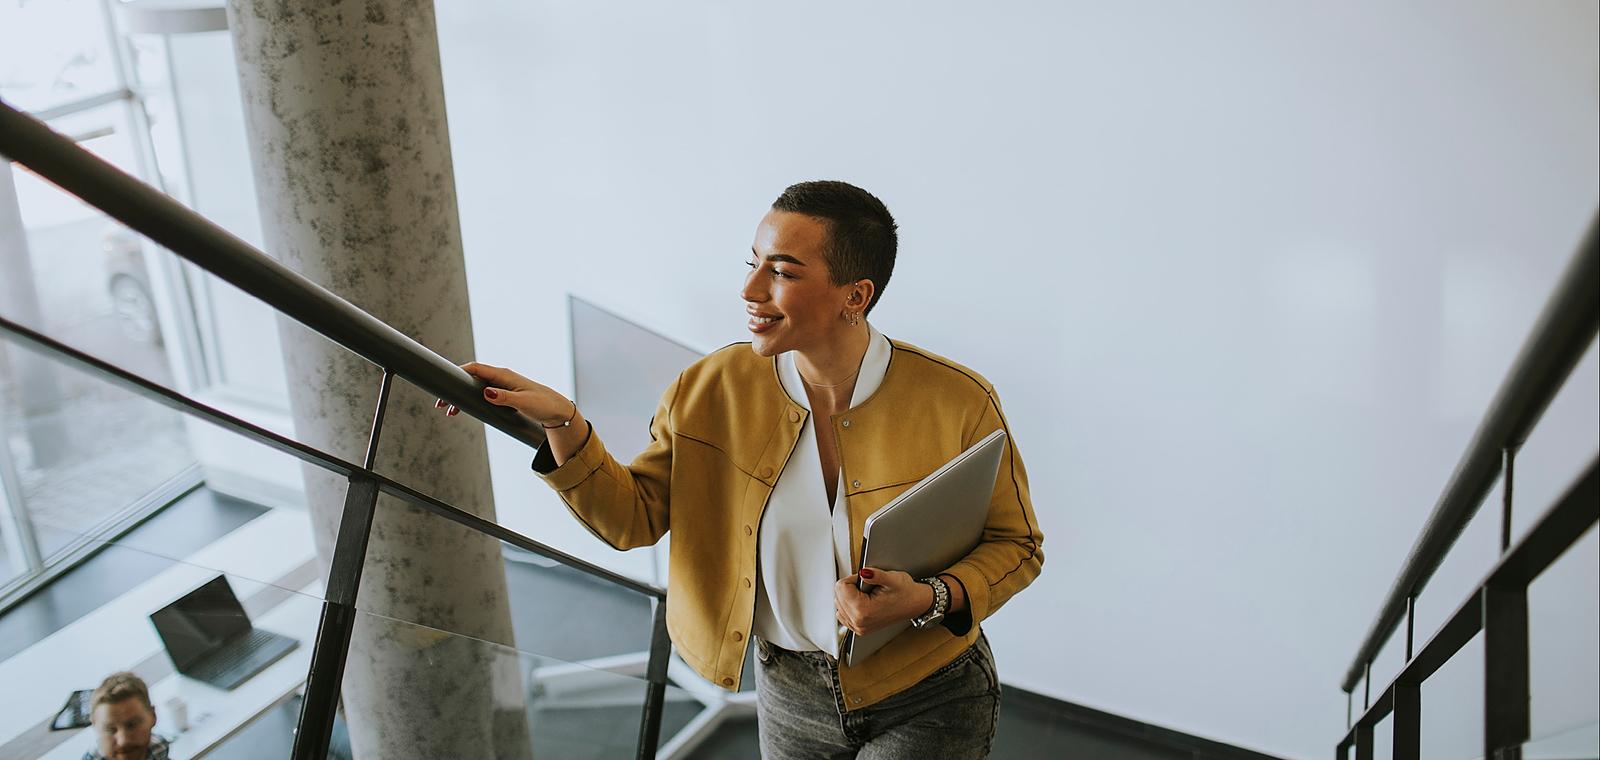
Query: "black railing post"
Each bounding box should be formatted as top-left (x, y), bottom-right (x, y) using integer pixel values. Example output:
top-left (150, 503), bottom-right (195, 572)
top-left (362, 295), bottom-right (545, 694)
top-left (1483, 583), bottom-right (1530, 759)
top-left (1354, 721), bottom-right (1374, 760)
top-left (1404, 594), bottom-right (1415, 660)
top-left (1501, 448), bottom-right (1516, 552)
top-left (635, 596), bottom-right (672, 760)
top-left (1363, 661), bottom-right (1371, 710)
top-left (1393, 681), bottom-right (1420, 760)
top-left (292, 371), bottom-right (394, 760)
top-left (292, 477), bottom-right (379, 760)
top-left (1401, 595), bottom-right (1414, 659)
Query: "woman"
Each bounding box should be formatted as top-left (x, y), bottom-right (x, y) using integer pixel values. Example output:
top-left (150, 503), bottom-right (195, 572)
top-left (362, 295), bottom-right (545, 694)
top-left (444, 181), bottom-right (1043, 758)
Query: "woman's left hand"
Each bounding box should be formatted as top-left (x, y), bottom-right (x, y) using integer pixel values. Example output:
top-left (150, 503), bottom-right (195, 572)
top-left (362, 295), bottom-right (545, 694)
top-left (835, 567), bottom-right (934, 637)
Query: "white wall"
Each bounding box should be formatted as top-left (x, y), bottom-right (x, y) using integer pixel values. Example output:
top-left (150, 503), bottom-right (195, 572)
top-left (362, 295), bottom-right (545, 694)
top-left (435, 2), bottom-right (1599, 757)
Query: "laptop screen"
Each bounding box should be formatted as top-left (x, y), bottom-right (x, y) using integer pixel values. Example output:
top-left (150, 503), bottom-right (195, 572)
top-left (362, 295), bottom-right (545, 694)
top-left (149, 575), bottom-right (252, 671)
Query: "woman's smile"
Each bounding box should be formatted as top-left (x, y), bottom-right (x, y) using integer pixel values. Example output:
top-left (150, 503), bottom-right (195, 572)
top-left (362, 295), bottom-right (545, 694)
top-left (747, 310), bottom-right (783, 334)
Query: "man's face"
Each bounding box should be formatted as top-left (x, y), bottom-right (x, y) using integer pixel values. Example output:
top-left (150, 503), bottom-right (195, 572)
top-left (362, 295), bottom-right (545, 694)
top-left (92, 698), bottom-right (155, 760)
top-left (741, 209), bottom-right (859, 357)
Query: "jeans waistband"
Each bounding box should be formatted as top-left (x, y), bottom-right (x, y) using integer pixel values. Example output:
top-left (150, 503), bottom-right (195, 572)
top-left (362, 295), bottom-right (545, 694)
top-left (758, 636), bottom-right (837, 666)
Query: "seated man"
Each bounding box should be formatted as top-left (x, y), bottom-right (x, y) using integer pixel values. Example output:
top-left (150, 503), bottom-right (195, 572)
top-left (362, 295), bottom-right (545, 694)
top-left (83, 672), bottom-right (169, 760)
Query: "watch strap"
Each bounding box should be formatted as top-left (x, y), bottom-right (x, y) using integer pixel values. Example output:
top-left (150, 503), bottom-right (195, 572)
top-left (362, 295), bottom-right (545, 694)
top-left (911, 576), bottom-right (949, 628)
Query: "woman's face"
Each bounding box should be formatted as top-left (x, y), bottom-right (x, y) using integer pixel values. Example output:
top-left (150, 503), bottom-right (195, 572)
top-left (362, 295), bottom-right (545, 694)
top-left (742, 210), bottom-right (863, 357)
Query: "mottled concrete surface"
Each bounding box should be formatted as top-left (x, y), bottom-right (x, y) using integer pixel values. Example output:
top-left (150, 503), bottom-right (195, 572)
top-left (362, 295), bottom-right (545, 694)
top-left (226, 0), bottom-right (530, 756)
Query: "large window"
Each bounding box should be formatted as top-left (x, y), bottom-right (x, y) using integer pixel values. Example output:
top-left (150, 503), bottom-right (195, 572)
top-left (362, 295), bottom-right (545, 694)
top-left (0, 0), bottom-right (292, 606)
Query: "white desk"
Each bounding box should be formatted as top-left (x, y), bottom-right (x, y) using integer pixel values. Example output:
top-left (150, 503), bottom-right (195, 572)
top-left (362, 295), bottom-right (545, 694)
top-left (38, 593), bottom-right (319, 760)
top-left (0, 509), bottom-right (319, 758)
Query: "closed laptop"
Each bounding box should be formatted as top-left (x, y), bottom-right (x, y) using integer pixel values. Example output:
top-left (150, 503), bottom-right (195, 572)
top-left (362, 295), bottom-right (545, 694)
top-left (844, 428), bottom-right (1007, 667)
top-left (149, 575), bottom-right (298, 690)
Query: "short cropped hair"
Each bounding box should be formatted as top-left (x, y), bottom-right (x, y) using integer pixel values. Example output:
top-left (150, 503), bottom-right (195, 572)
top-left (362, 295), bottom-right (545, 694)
top-left (92, 671), bottom-right (153, 712)
top-left (771, 181), bottom-right (898, 316)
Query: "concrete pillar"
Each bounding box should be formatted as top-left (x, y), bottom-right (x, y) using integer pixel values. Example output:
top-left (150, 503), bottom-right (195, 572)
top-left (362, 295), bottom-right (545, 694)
top-left (222, 3), bottom-right (531, 758)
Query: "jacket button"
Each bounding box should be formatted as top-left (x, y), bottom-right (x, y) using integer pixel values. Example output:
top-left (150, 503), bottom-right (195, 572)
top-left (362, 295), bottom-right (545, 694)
top-left (852, 696), bottom-right (863, 704)
top-left (759, 466), bottom-right (774, 479)
top-left (789, 410), bottom-right (801, 423)
top-left (851, 480), bottom-right (861, 489)
top-left (744, 524), bottom-right (754, 536)
top-left (841, 419), bottom-right (851, 428)
top-left (732, 631), bottom-right (744, 641)
top-left (721, 677), bottom-right (735, 687)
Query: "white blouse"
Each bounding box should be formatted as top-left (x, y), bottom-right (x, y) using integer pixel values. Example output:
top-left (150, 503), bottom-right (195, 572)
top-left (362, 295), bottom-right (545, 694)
top-left (751, 324), bottom-right (893, 656)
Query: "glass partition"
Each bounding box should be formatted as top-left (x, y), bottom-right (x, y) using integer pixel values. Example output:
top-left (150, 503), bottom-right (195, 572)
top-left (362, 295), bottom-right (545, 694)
top-left (0, 323), bottom-right (198, 603)
top-left (349, 487), bottom-right (661, 672)
top-left (2, 0), bottom-right (292, 600)
top-left (335, 606), bottom-right (695, 760)
top-left (0, 320), bottom-right (697, 757)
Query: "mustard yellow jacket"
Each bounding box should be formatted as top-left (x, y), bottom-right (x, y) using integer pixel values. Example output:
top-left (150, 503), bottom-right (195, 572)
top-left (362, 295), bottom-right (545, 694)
top-left (533, 338), bottom-right (1044, 709)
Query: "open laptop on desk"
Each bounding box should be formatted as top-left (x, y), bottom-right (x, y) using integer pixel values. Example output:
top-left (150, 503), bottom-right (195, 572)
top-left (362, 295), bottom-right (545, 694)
top-left (149, 575), bottom-right (298, 690)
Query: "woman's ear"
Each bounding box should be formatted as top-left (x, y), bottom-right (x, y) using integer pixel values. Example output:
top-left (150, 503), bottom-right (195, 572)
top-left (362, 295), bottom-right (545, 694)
top-left (849, 280), bottom-right (876, 312)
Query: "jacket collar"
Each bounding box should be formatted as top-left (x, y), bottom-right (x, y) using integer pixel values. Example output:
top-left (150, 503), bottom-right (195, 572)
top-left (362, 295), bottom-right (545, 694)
top-left (775, 324), bottom-right (891, 412)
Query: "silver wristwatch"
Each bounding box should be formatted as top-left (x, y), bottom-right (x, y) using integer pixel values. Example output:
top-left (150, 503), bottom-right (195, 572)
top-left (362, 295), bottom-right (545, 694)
top-left (910, 576), bottom-right (949, 629)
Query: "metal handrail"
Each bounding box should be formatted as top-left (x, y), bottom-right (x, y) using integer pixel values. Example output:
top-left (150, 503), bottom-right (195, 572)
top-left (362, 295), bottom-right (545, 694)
top-left (1340, 212), bottom-right (1599, 692)
top-left (0, 98), bottom-right (548, 450)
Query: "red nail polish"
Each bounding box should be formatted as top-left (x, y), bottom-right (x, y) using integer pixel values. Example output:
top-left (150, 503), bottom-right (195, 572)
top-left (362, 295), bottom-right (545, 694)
top-left (484, 388), bottom-right (498, 399)
top-left (859, 568), bottom-right (875, 579)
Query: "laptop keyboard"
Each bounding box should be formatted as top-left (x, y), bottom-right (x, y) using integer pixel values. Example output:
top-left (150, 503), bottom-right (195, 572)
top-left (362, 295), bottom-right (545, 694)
top-left (190, 629), bottom-right (278, 683)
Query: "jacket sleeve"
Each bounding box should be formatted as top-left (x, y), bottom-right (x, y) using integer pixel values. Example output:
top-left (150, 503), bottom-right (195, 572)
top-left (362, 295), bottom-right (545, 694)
top-left (940, 389), bottom-right (1045, 635)
top-left (529, 374), bottom-right (679, 550)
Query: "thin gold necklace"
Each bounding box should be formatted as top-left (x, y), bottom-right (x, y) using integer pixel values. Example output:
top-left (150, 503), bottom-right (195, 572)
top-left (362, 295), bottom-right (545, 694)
top-left (799, 365), bottom-right (861, 389)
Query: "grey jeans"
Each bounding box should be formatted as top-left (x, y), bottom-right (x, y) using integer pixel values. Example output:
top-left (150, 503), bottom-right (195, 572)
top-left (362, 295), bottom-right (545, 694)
top-left (753, 633), bottom-right (1002, 759)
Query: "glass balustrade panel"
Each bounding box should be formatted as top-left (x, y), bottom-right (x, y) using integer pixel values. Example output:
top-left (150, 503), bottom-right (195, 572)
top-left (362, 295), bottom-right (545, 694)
top-left (339, 605), bottom-right (698, 760)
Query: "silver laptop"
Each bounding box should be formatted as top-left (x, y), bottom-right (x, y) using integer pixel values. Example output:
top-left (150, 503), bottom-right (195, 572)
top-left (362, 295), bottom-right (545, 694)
top-left (843, 429), bottom-right (1007, 667)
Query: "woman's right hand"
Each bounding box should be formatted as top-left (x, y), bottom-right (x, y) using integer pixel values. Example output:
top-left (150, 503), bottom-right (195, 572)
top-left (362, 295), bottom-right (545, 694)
top-left (434, 361), bottom-right (575, 427)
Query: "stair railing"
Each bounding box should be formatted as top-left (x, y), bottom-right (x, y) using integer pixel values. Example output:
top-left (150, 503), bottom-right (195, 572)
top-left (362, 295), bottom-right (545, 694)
top-left (0, 98), bottom-right (672, 760)
top-left (1336, 214), bottom-right (1598, 760)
